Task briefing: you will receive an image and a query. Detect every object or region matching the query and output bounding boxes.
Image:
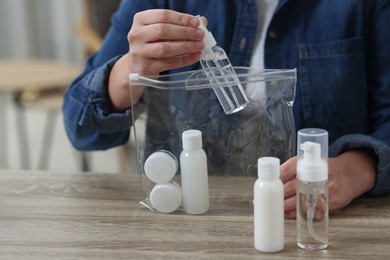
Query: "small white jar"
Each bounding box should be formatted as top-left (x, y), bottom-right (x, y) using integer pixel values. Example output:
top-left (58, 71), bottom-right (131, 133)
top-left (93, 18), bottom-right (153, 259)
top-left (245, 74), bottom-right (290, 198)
top-left (144, 150), bottom-right (178, 184)
top-left (149, 182), bottom-right (182, 214)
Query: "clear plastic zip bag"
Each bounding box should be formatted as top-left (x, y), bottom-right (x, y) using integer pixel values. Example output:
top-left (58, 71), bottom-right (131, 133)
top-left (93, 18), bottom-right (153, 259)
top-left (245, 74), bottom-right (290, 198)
top-left (129, 67), bottom-right (296, 212)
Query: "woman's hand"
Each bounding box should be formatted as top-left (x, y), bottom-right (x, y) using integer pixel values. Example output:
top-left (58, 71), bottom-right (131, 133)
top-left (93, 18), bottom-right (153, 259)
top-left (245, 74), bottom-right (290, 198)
top-left (108, 9), bottom-right (205, 111)
top-left (281, 150), bottom-right (377, 219)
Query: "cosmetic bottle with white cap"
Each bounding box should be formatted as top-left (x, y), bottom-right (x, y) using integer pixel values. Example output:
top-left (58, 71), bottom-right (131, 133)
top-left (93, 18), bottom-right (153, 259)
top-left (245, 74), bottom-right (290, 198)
top-left (254, 157), bottom-right (284, 253)
top-left (180, 129), bottom-right (209, 214)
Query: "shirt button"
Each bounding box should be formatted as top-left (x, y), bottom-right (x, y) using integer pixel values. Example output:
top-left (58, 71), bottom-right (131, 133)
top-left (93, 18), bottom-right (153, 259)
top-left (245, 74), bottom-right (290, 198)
top-left (268, 30), bottom-right (277, 39)
top-left (239, 37), bottom-right (246, 51)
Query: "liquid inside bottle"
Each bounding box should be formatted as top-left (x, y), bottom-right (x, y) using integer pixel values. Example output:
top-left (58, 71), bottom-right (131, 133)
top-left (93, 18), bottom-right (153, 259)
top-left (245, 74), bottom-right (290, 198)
top-left (200, 46), bottom-right (249, 114)
top-left (297, 179), bottom-right (329, 250)
top-left (197, 15), bottom-right (249, 114)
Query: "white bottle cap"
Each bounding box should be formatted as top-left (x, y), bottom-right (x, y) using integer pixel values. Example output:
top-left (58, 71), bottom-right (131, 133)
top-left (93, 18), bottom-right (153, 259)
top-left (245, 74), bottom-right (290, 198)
top-left (257, 157), bottom-right (280, 180)
top-left (182, 129), bottom-right (202, 150)
top-left (197, 15), bottom-right (217, 58)
top-left (149, 182), bottom-right (182, 214)
top-left (297, 141), bottom-right (328, 182)
top-left (144, 150), bottom-right (178, 184)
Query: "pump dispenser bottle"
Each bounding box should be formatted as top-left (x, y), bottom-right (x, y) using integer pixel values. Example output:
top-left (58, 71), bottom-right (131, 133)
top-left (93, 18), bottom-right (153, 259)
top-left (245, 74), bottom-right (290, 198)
top-left (197, 16), bottom-right (249, 114)
top-left (296, 128), bottom-right (329, 250)
top-left (180, 129), bottom-right (209, 214)
top-left (254, 157), bottom-right (284, 252)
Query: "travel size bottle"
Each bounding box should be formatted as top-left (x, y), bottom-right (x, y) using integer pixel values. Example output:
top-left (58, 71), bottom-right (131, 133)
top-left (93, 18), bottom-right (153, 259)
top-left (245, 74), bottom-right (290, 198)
top-left (197, 16), bottom-right (249, 114)
top-left (254, 157), bottom-right (284, 252)
top-left (180, 129), bottom-right (209, 214)
top-left (296, 128), bottom-right (329, 250)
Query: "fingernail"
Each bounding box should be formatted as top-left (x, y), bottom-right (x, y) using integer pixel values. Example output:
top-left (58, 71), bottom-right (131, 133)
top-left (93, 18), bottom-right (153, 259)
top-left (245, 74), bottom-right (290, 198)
top-left (195, 41), bottom-right (204, 49)
top-left (190, 18), bottom-right (199, 26)
top-left (195, 29), bottom-right (204, 38)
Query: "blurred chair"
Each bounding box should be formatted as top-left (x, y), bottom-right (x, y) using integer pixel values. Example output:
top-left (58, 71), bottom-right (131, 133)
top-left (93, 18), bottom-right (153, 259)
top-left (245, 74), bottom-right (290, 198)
top-left (2, 0), bottom-right (124, 172)
top-left (76, 0), bottom-right (132, 173)
top-left (77, 0), bottom-right (122, 55)
top-left (1, 1), bottom-right (139, 173)
top-left (0, 59), bottom-right (82, 170)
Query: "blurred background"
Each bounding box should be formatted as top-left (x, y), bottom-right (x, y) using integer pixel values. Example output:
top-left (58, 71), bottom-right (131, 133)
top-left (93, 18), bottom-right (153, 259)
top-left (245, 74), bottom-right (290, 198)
top-left (0, 0), bottom-right (129, 173)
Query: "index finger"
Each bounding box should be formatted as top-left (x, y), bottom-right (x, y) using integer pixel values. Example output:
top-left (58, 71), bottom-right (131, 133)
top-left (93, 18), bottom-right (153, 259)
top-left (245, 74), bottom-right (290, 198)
top-left (280, 156), bottom-right (297, 182)
top-left (135, 9), bottom-right (200, 27)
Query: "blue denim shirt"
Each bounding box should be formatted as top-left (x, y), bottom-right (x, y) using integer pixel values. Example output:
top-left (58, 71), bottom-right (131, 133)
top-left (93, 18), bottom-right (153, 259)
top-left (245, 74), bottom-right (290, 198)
top-left (63, 0), bottom-right (390, 195)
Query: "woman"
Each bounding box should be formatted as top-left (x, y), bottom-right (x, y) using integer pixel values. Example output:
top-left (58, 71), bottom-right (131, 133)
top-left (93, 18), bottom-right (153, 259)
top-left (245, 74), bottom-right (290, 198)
top-left (63, 0), bottom-right (390, 218)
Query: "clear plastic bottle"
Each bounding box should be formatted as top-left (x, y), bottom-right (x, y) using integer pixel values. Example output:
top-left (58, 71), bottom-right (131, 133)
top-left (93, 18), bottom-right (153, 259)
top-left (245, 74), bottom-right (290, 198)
top-left (197, 16), bottom-right (249, 114)
top-left (254, 157), bottom-right (284, 252)
top-left (296, 128), bottom-right (329, 250)
top-left (180, 129), bottom-right (209, 214)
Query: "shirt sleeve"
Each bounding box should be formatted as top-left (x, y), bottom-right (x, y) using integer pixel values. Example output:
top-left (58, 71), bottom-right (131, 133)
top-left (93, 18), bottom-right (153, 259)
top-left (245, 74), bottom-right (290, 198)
top-left (62, 0), bottom-right (158, 151)
top-left (330, 1), bottom-right (390, 196)
top-left (362, 0), bottom-right (390, 196)
top-left (63, 56), bottom-right (132, 151)
top-left (330, 134), bottom-right (390, 196)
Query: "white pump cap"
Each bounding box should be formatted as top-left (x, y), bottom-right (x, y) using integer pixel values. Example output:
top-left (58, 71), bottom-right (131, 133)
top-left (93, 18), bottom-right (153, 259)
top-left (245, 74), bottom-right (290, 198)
top-left (144, 150), bottom-right (178, 184)
top-left (182, 129), bottom-right (203, 150)
top-left (197, 15), bottom-right (217, 59)
top-left (150, 182), bottom-right (182, 214)
top-left (257, 157), bottom-right (280, 180)
top-left (297, 141), bottom-right (328, 182)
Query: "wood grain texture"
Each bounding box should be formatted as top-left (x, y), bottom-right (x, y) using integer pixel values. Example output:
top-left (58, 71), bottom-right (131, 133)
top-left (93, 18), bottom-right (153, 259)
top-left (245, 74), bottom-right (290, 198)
top-left (0, 170), bottom-right (389, 259)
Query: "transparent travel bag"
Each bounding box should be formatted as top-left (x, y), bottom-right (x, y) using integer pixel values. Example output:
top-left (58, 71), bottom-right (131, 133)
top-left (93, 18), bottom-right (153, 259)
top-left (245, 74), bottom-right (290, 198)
top-left (129, 67), bottom-right (297, 211)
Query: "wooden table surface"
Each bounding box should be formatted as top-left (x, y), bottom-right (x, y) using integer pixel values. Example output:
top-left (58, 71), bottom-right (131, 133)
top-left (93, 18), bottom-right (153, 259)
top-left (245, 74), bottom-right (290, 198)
top-left (0, 170), bottom-right (389, 259)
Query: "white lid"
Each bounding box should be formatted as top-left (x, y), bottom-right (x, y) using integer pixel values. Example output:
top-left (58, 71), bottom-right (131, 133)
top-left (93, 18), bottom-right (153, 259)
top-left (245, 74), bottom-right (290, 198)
top-left (182, 129), bottom-right (202, 150)
top-left (257, 157), bottom-right (280, 180)
top-left (144, 150), bottom-right (178, 184)
top-left (149, 182), bottom-right (182, 213)
top-left (197, 15), bottom-right (217, 58)
top-left (297, 141), bottom-right (328, 182)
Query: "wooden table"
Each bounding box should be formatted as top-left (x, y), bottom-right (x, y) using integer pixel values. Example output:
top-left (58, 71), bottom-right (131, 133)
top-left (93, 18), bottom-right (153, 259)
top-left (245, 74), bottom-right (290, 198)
top-left (0, 170), bottom-right (389, 259)
top-left (0, 59), bottom-right (81, 169)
